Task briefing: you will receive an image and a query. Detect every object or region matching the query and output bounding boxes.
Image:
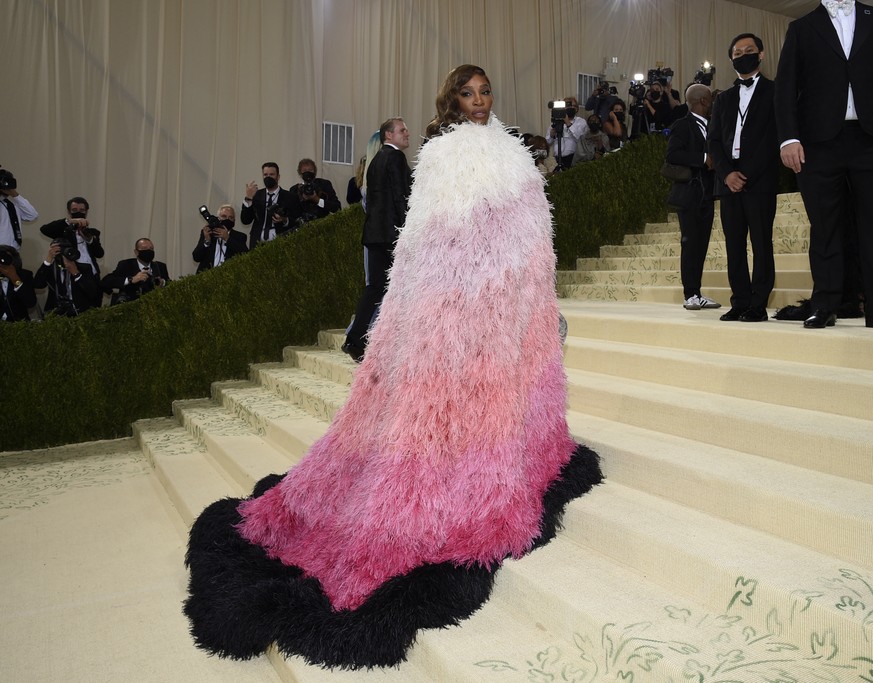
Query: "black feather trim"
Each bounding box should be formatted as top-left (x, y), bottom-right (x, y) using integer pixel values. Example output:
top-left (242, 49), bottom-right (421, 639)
top-left (184, 443), bottom-right (602, 669)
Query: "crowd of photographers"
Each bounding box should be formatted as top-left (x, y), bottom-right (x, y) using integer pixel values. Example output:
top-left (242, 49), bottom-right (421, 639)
top-left (0, 156), bottom-right (341, 321)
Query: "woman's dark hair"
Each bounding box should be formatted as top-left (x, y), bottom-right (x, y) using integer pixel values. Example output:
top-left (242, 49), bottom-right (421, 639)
top-left (425, 64), bottom-right (490, 138)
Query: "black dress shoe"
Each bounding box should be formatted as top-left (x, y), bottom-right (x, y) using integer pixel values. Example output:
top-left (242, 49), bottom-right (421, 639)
top-left (803, 309), bottom-right (836, 328)
top-left (719, 308), bottom-right (743, 321)
top-left (739, 306), bottom-right (768, 323)
top-left (341, 341), bottom-right (365, 363)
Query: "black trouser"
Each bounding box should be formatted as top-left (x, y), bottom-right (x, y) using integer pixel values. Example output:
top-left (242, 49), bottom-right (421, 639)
top-left (345, 244), bottom-right (392, 349)
top-left (678, 199), bottom-right (714, 299)
top-left (719, 191), bottom-right (777, 310)
top-left (797, 121), bottom-right (873, 322)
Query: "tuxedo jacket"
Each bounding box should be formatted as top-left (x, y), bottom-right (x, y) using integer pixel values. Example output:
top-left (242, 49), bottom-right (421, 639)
top-left (1, 269), bottom-right (37, 322)
top-left (665, 113), bottom-right (715, 199)
top-left (192, 230), bottom-right (248, 273)
top-left (362, 145), bottom-right (413, 246)
top-left (708, 76), bottom-right (780, 197)
top-left (33, 261), bottom-right (100, 314)
top-left (40, 218), bottom-right (105, 275)
top-left (240, 187), bottom-right (294, 249)
top-left (101, 257), bottom-right (171, 303)
top-left (775, 2), bottom-right (873, 143)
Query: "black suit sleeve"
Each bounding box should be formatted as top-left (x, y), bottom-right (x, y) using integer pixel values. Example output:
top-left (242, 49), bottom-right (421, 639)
top-left (39, 218), bottom-right (71, 239)
top-left (101, 260), bottom-right (132, 292)
top-left (666, 119), bottom-right (706, 169)
top-left (225, 231), bottom-right (249, 259)
top-left (240, 191), bottom-right (259, 226)
top-left (774, 22), bottom-right (801, 144)
top-left (707, 91), bottom-right (734, 183)
top-left (385, 152), bottom-right (412, 229)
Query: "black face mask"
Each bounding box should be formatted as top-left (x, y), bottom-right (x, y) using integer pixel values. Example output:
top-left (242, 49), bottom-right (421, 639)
top-left (588, 120), bottom-right (601, 132)
top-left (70, 211), bottom-right (87, 219)
top-left (263, 176), bottom-right (278, 190)
top-left (137, 249), bottom-right (155, 263)
top-left (220, 218), bottom-right (235, 229)
top-left (651, 92), bottom-right (662, 101)
top-left (732, 53), bottom-right (761, 75)
top-left (613, 111), bottom-right (625, 123)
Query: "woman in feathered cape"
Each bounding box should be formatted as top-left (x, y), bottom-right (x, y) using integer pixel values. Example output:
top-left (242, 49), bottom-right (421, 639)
top-left (184, 64), bottom-right (602, 669)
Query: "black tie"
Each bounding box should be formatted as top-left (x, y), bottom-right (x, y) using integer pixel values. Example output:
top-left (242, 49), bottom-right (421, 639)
top-left (263, 193), bottom-right (274, 242)
top-left (2, 198), bottom-right (22, 245)
top-left (735, 77), bottom-right (755, 88)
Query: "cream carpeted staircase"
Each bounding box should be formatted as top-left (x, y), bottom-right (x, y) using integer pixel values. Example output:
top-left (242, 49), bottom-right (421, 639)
top-left (3, 193), bottom-right (872, 682)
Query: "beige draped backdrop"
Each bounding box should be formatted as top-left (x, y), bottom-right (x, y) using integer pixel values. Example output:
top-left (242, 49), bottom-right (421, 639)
top-left (1, 0), bottom-right (790, 278)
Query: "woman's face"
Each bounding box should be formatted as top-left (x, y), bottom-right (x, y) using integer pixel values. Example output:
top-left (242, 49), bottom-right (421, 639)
top-left (456, 74), bottom-right (493, 124)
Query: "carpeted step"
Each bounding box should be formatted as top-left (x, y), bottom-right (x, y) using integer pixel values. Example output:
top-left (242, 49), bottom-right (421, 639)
top-left (625, 221), bottom-right (809, 245)
top-left (559, 300), bottom-right (873, 370)
top-left (250, 363), bottom-right (348, 423)
top-left (562, 336), bottom-right (873, 420)
top-left (575, 252), bottom-right (809, 272)
top-left (565, 367), bottom-right (873, 484)
top-left (557, 268), bottom-right (811, 290)
top-left (557, 283), bottom-right (807, 308)
top-left (599, 236), bottom-right (808, 259)
top-left (563, 482), bottom-right (871, 660)
top-left (566, 411), bottom-right (873, 566)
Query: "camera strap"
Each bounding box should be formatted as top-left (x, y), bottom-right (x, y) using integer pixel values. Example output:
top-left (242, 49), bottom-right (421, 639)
top-left (2, 198), bottom-right (22, 245)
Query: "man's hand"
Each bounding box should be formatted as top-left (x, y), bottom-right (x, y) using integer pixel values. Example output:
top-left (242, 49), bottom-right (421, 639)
top-left (724, 171), bottom-right (747, 193)
top-left (0, 188), bottom-right (19, 198)
top-left (130, 270), bottom-right (150, 284)
top-left (62, 257), bottom-right (80, 276)
top-left (201, 225), bottom-right (213, 242)
top-left (46, 244), bottom-right (61, 262)
top-left (780, 142), bottom-right (805, 173)
top-left (705, 154), bottom-right (714, 170)
top-left (245, 181), bottom-right (258, 200)
top-left (0, 263), bottom-right (19, 281)
top-left (213, 226), bottom-right (230, 242)
top-left (69, 217), bottom-right (89, 232)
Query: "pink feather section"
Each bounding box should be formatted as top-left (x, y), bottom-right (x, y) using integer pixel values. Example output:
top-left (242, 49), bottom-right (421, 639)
top-left (237, 118), bottom-right (575, 610)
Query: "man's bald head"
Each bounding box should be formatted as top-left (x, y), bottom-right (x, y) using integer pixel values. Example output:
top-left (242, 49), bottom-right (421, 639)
top-left (685, 84), bottom-right (713, 116)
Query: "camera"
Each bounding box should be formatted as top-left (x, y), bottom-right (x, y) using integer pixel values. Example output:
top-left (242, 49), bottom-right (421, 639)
top-left (198, 205), bottom-right (221, 229)
top-left (301, 171), bottom-right (317, 196)
top-left (270, 204), bottom-right (287, 220)
top-left (53, 237), bottom-right (81, 264)
top-left (646, 67), bottom-right (674, 86)
top-left (0, 245), bottom-right (17, 267)
top-left (0, 167), bottom-right (17, 191)
top-left (628, 80), bottom-right (647, 99)
top-left (548, 99), bottom-right (576, 123)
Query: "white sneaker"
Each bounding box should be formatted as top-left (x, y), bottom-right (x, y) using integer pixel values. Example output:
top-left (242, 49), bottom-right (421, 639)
top-left (698, 295), bottom-right (722, 309)
top-left (683, 295), bottom-right (702, 310)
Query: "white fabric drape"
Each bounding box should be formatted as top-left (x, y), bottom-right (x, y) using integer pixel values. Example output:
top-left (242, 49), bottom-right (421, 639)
top-left (1, 0), bottom-right (790, 278)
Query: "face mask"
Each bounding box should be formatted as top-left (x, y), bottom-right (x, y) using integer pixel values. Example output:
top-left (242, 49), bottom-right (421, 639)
top-left (613, 111), bottom-right (625, 122)
top-left (588, 121), bottom-right (601, 132)
top-left (263, 176), bottom-right (278, 190)
top-left (652, 92), bottom-right (662, 101)
top-left (732, 53), bottom-right (761, 75)
top-left (220, 218), bottom-right (235, 229)
top-left (137, 249), bottom-right (155, 263)
top-left (70, 211), bottom-right (87, 219)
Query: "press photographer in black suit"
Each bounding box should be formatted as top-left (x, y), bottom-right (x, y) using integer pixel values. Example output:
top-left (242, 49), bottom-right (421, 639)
top-left (240, 163), bottom-right (294, 250)
top-left (192, 204), bottom-right (248, 273)
top-left (709, 33), bottom-right (779, 323)
top-left (33, 239), bottom-right (100, 316)
top-left (101, 238), bottom-right (171, 305)
top-left (0, 245), bottom-right (37, 322)
top-left (775, 0), bottom-right (873, 328)
top-left (287, 159), bottom-right (341, 228)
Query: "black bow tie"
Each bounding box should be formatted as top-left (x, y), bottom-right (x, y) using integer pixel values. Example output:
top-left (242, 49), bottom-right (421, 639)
top-left (735, 77), bottom-right (755, 88)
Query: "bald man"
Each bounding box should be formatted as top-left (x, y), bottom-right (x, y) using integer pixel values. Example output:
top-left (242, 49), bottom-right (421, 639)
top-left (665, 84), bottom-right (721, 310)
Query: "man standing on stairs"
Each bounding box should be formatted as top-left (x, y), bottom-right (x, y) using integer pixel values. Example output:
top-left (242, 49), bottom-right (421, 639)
top-left (775, 0), bottom-right (873, 329)
top-left (665, 84), bottom-right (722, 311)
top-left (709, 33), bottom-right (779, 323)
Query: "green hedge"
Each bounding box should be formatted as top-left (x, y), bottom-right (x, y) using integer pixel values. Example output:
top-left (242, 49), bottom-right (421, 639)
top-left (3, 134), bottom-right (797, 451)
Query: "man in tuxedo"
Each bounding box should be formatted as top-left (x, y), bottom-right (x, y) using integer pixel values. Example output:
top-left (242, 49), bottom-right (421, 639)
top-left (287, 158), bottom-right (342, 228)
top-left (33, 240), bottom-right (101, 316)
top-left (709, 33), bottom-right (780, 323)
top-left (240, 163), bottom-right (294, 250)
top-left (665, 84), bottom-right (721, 311)
top-left (192, 204), bottom-right (248, 273)
top-left (0, 245), bottom-right (37, 322)
top-left (775, 0), bottom-right (873, 328)
top-left (39, 197), bottom-right (105, 277)
top-left (342, 118), bottom-right (412, 362)
top-left (101, 238), bottom-right (171, 304)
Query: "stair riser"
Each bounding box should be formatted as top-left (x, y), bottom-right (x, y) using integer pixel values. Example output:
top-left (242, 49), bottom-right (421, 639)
top-left (630, 221), bottom-right (811, 245)
top-left (600, 239), bottom-right (809, 259)
top-left (558, 269), bottom-right (811, 289)
top-left (576, 253), bottom-right (809, 272)
top-left (252, 367), bottom-right (344, 424)
top-left (558, 284), bottom-right (808, 308)
top-left (566, 381), bottom-right (873, 484)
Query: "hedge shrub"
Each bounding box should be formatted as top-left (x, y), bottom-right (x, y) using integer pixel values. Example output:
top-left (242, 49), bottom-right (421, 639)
top-left (1, 134), bottom-right (798, 451)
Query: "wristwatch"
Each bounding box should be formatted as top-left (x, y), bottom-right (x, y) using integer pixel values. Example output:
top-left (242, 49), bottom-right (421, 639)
top-left (13, 279), bottom-right (23, 288)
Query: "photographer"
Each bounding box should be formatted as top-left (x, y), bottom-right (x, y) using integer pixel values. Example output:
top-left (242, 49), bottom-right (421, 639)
top-left (644, 80), bottom-right (680, 132)
top-left (0, 245), bottom-right (38, 322)
top-left (603, 100), bottom-right (629, 150)
top-left (240, 162), bottom-right (295, 249)
top-left (574, 114), bottom-right (611, 162)
top-left (287, 158), bottom-right (341, 228)
top-left (101, 238), bottom-right (171, 305)
top-left (545, 97), bottom-right (589, 170)
top-left (584, 82), bottom-right (618, 124)
top-left (33, 239), bottom-right (100, 316)
top-left (39, 197), bottom-right (104, 280)
top-left (192, 204), bottom-right (248, 273)
top-left (0, 167), bottom-right (39, 249)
